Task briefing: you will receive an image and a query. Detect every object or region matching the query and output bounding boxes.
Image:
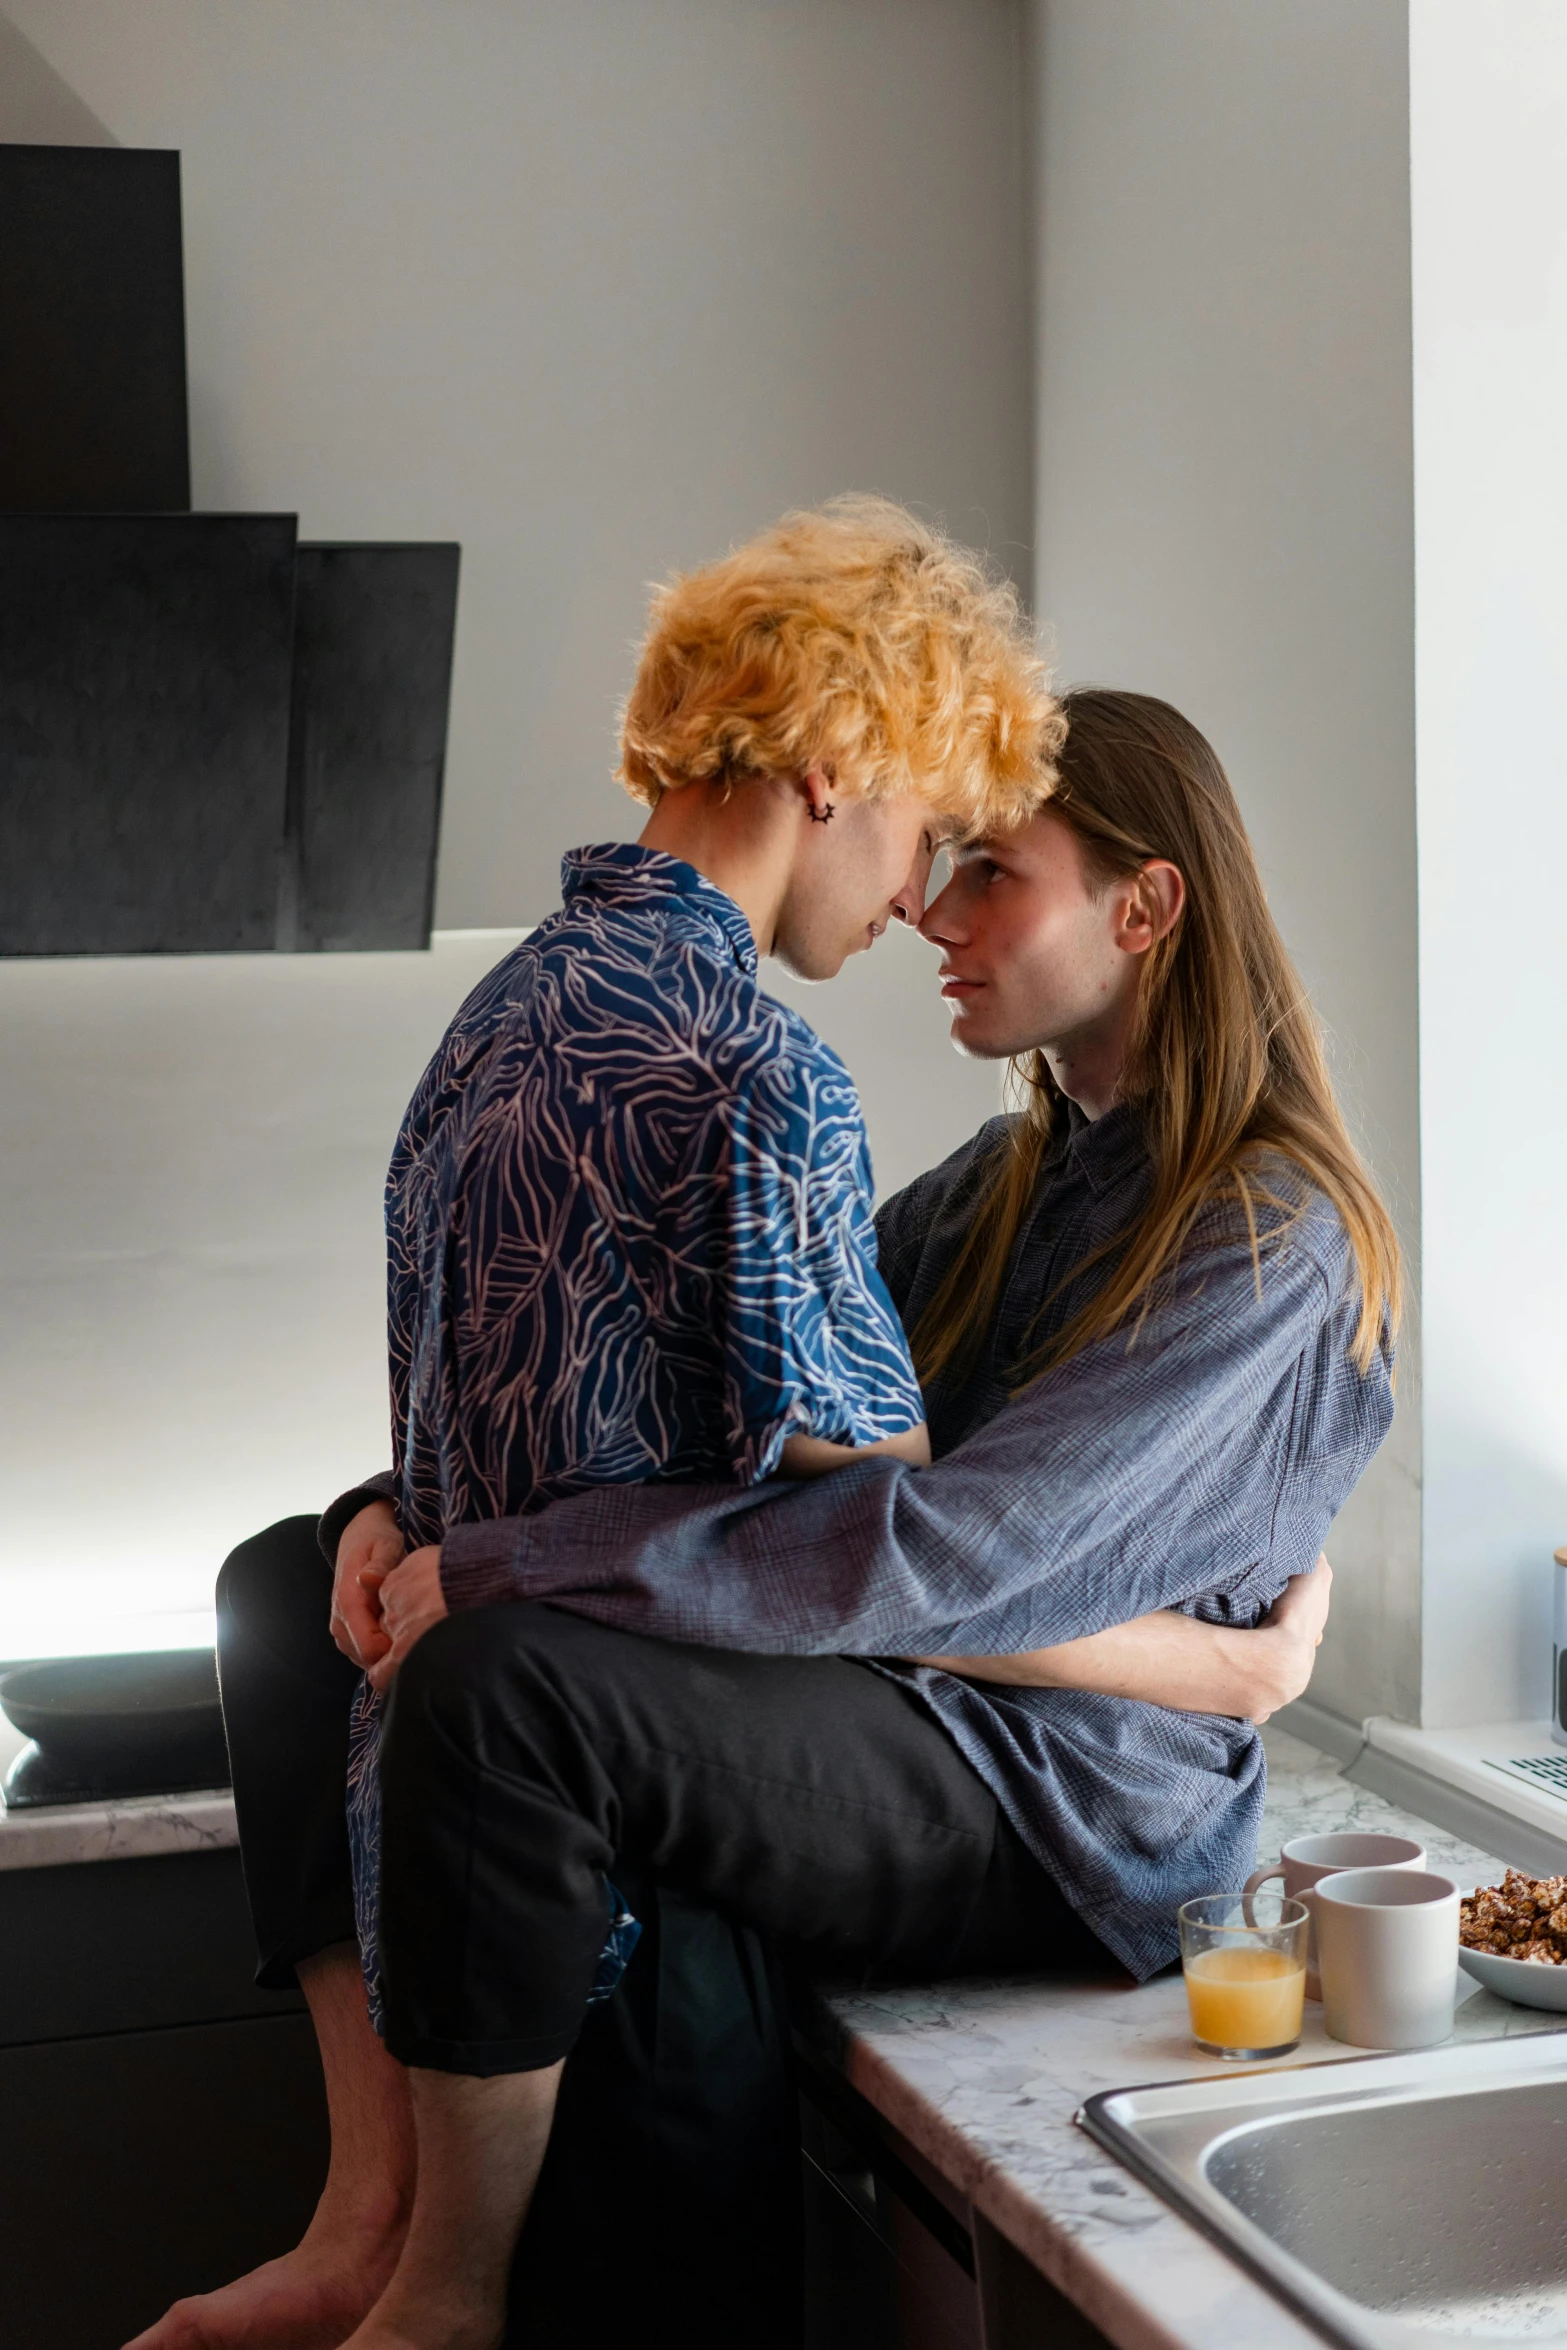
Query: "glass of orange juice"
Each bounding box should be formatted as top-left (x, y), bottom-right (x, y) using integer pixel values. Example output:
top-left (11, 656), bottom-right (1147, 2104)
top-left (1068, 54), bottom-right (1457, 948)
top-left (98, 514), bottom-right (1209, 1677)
top-left (1178, 1893), bottom-right (1309, 2060)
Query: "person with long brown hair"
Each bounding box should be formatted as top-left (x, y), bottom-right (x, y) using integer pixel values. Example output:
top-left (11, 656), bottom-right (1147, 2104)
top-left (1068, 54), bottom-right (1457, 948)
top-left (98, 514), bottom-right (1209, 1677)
top-left (907, 684), bottom-right (1399, 1409)
top-left (289, 685), bottom-right (1398, 2350)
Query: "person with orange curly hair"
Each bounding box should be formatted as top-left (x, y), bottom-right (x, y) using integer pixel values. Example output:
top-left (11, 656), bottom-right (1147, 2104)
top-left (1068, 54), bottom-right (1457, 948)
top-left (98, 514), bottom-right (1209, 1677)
top-left (136, 499), bottom-right (1068, 2350)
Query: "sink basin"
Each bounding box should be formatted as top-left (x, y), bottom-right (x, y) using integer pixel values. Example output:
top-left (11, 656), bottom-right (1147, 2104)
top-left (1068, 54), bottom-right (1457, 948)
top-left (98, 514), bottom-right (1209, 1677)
top-left (1079, 2031), bottom-right (1567, 2347)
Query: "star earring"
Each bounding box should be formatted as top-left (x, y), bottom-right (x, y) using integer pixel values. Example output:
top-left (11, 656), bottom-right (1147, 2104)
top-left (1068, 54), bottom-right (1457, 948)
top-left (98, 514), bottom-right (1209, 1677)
top-left (808, 803), bottom-right (836, 824)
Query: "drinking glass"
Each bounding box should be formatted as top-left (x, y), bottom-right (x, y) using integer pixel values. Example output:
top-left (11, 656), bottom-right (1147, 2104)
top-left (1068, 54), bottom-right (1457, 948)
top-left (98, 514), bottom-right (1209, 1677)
top-left (1178, 1892), bottom-right (1309, 2059)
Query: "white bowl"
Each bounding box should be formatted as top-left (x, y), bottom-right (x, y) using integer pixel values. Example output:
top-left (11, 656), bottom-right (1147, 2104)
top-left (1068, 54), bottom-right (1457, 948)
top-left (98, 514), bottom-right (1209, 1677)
top-left (1458, 1941), bottom-right (1567, 2012)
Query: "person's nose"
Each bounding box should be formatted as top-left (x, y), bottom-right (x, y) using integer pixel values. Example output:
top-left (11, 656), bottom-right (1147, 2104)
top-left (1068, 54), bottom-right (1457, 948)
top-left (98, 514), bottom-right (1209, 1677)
top-left (888, 845), bottom-right (925, 916)
top-left (918, 873), bottom-right (965, 948)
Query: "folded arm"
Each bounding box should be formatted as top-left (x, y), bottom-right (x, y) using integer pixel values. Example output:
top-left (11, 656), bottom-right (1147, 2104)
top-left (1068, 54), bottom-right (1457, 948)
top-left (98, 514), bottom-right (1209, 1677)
top-left (916, 1558), bottom-right (1331, 1722)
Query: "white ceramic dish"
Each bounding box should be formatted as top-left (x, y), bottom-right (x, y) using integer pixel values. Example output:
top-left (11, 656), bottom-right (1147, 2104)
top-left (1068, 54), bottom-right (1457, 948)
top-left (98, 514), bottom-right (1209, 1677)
top-left (1458, 1940), bottom-right (1567, 2012)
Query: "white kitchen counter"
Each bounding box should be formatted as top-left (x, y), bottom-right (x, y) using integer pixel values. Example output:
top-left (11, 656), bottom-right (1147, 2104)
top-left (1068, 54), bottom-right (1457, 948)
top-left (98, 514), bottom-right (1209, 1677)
top-left (815, 1725), bottom-right (1563, 2350)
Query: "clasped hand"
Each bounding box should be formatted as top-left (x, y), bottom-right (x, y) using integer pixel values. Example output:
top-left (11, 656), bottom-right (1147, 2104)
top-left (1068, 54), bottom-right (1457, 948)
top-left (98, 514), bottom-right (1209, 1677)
top-left (328, 1498), bottom-right (448, 1692)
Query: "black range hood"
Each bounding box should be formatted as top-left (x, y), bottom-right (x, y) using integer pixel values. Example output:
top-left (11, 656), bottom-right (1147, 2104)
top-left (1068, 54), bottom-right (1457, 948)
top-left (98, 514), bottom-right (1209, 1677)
top-left (0, 143), bottom-right (459, 956)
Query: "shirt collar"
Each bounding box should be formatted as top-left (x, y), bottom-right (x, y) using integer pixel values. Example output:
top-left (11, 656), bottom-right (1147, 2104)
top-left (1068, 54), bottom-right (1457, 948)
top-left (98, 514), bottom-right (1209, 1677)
top-left (560, 842), bottom-right (759, 975)
top-left (1057, 1098), bottom-right (1147, 1193)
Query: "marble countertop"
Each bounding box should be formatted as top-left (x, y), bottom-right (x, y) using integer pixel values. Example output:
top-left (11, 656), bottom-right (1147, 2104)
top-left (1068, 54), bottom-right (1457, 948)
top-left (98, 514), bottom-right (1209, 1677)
top-left (0, 1779), bottom-right (237, 1870)
top-left (817, 1725), bottom-right (1562, 2350)
top-left (0, 1706), bottom-right (238, 1871)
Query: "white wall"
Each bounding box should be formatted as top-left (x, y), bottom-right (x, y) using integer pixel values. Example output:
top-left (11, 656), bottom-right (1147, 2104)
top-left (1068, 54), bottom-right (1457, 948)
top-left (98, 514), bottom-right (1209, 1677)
top-left (1410, 0), bottom-right (1567, 1728)
top-left (1026, 0), bottom-right (1422, 1723)
top-left (0, 937), bottom-right (515, 1659)
top-left (3, 0), bottom-right (1033, 928)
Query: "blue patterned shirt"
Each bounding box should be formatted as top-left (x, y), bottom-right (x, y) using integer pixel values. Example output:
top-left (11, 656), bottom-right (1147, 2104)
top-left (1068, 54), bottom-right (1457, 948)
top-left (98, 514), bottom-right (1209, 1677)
top-left (348, 843), bottom-right (925, 2011)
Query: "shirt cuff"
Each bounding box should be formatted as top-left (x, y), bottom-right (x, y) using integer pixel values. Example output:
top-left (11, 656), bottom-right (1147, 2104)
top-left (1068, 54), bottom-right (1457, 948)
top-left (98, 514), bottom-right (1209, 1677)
top-left (736, 1398), bottom-right (924, 1485)
top-left (440, 1516), bottom-right (537, 1612)
top-left (736, 1398), bottom-right (818, 1485)
top-left (317, 1471), bottom-right (399, 1568)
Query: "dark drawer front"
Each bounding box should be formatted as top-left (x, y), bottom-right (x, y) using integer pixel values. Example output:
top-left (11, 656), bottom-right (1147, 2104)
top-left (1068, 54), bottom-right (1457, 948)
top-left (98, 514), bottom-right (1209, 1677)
top-left (0, 2012), bottom-right (328, 2350)
top-left (0, 1849), bottom-right (302, 2048)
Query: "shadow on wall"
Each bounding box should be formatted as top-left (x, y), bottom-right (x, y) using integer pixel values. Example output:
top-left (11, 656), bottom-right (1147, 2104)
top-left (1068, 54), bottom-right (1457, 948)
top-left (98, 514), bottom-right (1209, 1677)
top-left (0, 8), bottom-right (115, 144)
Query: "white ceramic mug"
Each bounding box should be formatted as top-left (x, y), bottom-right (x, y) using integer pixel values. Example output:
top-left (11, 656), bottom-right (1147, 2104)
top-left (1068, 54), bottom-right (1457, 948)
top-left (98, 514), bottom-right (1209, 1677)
top-left (1244, 1832), bottom-right (1426, 1999)
top-left (1314, 1867), bottom-right (1461, 2049)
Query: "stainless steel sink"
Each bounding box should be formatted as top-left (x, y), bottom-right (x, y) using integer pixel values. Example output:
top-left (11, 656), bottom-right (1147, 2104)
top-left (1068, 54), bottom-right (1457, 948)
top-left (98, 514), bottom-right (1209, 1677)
top-left (1079, 2032), bottom-right (1567, 2348)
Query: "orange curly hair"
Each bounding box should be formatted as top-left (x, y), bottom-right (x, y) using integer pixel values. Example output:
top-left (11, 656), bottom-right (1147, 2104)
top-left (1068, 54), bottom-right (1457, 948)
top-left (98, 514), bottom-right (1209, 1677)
top-left (618, 496), bottom-right (1062, 834)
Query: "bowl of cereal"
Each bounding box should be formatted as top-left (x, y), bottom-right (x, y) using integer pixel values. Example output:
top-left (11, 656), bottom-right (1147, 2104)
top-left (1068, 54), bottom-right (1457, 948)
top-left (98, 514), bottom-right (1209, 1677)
top-left (1458, 1869), bottom-right (1567, 2011)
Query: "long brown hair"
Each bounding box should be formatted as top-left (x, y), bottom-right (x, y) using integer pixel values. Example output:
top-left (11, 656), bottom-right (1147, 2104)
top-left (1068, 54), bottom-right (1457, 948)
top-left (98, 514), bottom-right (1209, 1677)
top-left (911, 688), bottom-right (1401, 1391)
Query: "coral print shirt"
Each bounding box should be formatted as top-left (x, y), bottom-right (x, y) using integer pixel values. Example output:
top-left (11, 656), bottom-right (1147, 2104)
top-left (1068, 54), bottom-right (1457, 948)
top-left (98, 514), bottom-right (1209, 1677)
top-left (347, 842), bottom-right (924, 2014)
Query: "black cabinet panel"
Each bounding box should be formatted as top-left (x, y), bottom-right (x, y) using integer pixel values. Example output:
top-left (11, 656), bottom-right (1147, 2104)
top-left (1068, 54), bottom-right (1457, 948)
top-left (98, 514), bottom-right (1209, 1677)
top-left (0, 514), bottom-right (296, 954)
top-left (282, 541), bottom-right (460, 950)
top-left (0, 146), bottom-right (190, 514)
top-left (0, 1850), bottom-right (303, 2049)
top-left (0, 2015), bottom-right (328, 2350)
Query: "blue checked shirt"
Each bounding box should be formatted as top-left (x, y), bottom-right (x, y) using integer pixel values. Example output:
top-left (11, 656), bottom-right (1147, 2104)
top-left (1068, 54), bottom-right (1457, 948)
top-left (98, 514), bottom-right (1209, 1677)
top-left (346, 844), bottom-right (926, 2017)
top-left (435, 1107), bottom-right (1395, 1980)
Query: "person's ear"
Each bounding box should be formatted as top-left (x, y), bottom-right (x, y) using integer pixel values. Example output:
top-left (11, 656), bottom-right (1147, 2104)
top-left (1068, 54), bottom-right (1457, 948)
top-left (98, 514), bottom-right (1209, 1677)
top-left (1115, 860), bottom-right (1185, 956)
top-left (801, 766), bottom-right (836, 824)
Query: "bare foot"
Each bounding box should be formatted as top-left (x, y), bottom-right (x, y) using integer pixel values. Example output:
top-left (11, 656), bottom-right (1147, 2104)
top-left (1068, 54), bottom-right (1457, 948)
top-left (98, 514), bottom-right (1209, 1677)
top-left (122, 2206), bottom-right (407, 2350)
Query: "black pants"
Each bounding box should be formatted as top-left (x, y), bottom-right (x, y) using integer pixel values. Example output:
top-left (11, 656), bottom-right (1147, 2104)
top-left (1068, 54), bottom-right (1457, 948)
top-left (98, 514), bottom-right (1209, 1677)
top-left (216, 1516), bottom-right (1106, 2345)
top-left (377, 1593), bottom-right (1103, 2068)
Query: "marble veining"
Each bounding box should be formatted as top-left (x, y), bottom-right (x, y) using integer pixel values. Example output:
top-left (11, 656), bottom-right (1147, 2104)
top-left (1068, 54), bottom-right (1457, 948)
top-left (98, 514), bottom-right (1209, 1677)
top-left (815, 1725), bottom-right (1562, 2350)
top-left (0, 1784), bottom-right (237, 1871)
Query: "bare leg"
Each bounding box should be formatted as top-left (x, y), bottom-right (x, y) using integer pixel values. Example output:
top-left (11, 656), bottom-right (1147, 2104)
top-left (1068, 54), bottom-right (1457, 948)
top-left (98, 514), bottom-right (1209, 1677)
top-left (124, 1944), bottom-right (416, 2350)
top-left (340, 2063), bottom-right (564, 2350)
